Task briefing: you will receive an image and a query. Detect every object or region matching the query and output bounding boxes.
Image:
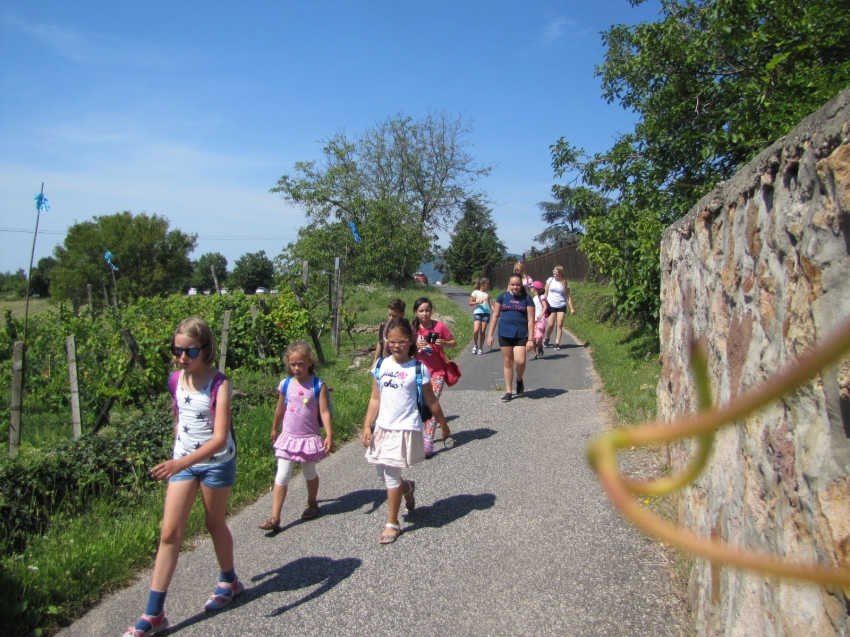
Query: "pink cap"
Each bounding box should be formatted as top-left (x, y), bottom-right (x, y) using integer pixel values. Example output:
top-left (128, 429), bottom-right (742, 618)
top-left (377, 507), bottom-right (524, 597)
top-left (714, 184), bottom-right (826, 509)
top-left (532, 280), bottom-right (543, 290)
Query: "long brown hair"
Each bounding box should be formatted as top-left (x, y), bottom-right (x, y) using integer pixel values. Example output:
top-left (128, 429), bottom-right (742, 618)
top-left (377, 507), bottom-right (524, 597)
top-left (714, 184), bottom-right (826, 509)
top-left (410, 297), bottom-right (433, 335)
top-left (385, 317), bottom-right (417, 357)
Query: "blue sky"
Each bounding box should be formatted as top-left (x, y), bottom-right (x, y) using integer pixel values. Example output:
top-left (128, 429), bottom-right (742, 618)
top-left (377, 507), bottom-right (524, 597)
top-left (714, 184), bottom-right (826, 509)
top-left (0, 0), bottom-right (661, 275)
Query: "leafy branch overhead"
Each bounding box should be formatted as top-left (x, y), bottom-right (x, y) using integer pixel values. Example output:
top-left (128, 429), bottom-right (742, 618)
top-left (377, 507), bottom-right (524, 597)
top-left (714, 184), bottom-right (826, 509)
top-left (552, 0), bottom-right (850, 326)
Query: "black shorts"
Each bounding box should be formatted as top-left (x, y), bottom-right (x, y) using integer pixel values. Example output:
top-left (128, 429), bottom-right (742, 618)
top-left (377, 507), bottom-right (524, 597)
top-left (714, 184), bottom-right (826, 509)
top-left (498, 335), bottom-right (529, 348)
top-left (546, 305), bottom-right (567, 317)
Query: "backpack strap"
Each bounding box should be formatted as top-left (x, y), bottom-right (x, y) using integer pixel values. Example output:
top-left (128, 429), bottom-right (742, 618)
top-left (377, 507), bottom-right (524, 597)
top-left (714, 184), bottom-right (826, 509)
top-left (311, 376), bottom-right (322, 402)
top-left (415, 360), bottom-right (424, 405)
top-left (169, 370), bottom-right (180, 417)
top-left (208, 371), bottom-right (235, 449)
top-left (373, 358), bottom-right (385, 387)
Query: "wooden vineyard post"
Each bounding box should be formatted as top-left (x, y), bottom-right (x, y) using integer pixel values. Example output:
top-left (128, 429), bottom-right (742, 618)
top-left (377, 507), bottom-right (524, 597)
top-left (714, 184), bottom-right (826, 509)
top-left (251, 305), bottom-right (267, 376)
top-left (72, 298), bottom-right (79, 317)
top-left (211, 264), bottom-right (221, 295)
top-left (332, 257), bottom-right (342, 356)
top-left (66, 335), bottom-right (82, 439)
top-left (86, 284), bottom-right (94, 317)
top-left (9, 341), bottom-right (23, 457)
top-left (219, 310), bottom-right (231, 371)
top-left (302, 260), bottom-right (309, 291)
top-left (112, 292), bottom-right (118, 310)
top-left (102, 283), bottom-right (110, 306)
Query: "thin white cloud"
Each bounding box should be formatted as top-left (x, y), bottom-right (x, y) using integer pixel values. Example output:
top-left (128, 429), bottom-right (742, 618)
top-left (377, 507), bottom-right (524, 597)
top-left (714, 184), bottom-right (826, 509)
top-left (541, 17), bottom-right (567, 46)
top-left (2, 12), bottom-right (190, 69)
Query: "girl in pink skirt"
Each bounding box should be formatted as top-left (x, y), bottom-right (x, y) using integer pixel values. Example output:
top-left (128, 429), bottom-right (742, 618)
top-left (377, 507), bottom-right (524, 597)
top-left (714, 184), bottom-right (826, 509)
top-left (259, 341), bottom-right (333, 532)
top-left (363, 317), bottom-right (448, 544)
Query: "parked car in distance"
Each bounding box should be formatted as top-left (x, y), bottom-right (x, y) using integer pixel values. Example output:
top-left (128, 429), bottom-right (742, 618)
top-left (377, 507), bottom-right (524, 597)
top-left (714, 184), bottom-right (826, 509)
top-left (188, 287), bottom-right (198, 296)
top-left (255, 287), bottom-right (268, 294)
top-left (413, 272), bottom-right (428, 284)
top-left (203, 289), bottom-right (212, 295)
top-left (270, 289), bottom-right (279, 294)
top-left (221, 287), bottom-right (231, 295)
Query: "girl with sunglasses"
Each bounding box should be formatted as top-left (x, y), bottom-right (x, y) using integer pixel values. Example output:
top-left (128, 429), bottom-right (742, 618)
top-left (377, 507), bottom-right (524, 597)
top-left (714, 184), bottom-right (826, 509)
top-left (124, 317), bottom-right (241, 637)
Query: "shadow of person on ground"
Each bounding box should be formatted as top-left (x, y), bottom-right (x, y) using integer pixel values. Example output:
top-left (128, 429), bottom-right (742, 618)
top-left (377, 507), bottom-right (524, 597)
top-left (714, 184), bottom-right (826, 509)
top-left (430, 427), bottom-right (497, 457)
top-left (316, 488), bottom-right (386, 517)
top-left (520, 388), bottom-right (567, 400)
top-left (402, 493), bottom-right (496, 534)
top-left (161, 557), bottom-right (361, 631)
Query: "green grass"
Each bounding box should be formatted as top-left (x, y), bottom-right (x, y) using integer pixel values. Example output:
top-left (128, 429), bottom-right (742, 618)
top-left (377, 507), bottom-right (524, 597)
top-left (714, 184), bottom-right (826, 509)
top-left (0, 297), bottom-right (56, 319)
top-left (562, 282), bottom-right (660, 424)
top-left (2, 283), bottom-right (470, 636)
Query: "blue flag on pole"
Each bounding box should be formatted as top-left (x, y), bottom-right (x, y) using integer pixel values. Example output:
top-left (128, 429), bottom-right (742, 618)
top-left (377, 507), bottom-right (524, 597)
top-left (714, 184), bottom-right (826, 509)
top-left (35, 193), bottom-right (50, 213)
top-left (349, 221), bottom-right (361, 243)
top-left (104, 251), bottom-right (119, 271)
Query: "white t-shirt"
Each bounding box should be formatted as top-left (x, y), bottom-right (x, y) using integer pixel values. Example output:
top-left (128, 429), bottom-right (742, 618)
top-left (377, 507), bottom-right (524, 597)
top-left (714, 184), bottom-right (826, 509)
top-left (471, 290), bottom-right (490, 314)
top-left (532, 295), bottom-right (545, 320)
top-left (373, 357), bottom-right (431, 432)
top-left (546, 277), bottom-right (569, 308)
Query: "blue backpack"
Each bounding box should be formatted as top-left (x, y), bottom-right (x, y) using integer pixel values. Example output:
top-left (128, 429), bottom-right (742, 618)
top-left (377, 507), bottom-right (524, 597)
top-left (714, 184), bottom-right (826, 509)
top-left (374, 358), bottom-right (432, 422)
top-left (282, 376), bottom-right (332, 429)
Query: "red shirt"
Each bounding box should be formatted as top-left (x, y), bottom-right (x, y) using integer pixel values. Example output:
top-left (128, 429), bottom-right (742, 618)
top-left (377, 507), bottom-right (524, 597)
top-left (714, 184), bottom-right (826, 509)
top-left (415, 321), bottom-right (452, 377)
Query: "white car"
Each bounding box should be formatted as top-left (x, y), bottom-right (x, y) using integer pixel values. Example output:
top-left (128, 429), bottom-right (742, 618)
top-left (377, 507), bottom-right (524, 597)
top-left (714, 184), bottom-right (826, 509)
top-left (188, 287), bottom-right (198, 296)
top-left (255, 287), bottom-right (268, 294)
top-left (221, 287), bottom-right (231, 295)
top-left (270, 289), bottom-right (279, 294)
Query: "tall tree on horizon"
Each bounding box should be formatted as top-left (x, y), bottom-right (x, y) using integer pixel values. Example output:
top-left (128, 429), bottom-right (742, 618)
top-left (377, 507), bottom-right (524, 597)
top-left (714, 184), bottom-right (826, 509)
top-left (440, 199), bottom-right (506, 284)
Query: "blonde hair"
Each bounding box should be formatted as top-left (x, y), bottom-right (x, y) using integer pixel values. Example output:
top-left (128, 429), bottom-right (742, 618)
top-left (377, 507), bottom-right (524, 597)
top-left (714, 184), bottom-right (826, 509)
top-left (479, 277), bottom-right (490, 289)
top-left (553, 265), bottom-right (565, 281)
top-left (473, 278), bottom-right (481, 290)
top-left (284, 340), bottom-right (316, 375)
top-left (513, 262), bottom-right (525, 276)
top-left (172, 317), bottom-right (217, 367)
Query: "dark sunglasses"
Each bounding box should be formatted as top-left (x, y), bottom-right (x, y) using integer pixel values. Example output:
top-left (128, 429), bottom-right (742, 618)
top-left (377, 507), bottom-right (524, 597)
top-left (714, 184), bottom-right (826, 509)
top-left (171, 345), bottom-right (207, 358)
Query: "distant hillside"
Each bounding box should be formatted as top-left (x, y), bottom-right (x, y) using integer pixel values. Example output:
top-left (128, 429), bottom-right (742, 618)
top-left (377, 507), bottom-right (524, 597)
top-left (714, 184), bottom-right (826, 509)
top-left (417, 261), bottom-right (442, 283)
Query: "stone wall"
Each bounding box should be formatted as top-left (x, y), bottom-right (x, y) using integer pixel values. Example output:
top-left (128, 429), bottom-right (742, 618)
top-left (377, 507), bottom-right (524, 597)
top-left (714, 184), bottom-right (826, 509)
top-left (659, 87), bottom-right (850, 636)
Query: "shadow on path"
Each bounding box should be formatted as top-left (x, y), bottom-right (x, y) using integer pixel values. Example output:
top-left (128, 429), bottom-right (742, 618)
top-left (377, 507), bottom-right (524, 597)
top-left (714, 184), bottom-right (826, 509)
top-left (163, 557), bottom-right (361, 631)
top-left (403, 493), bottom-right (497, 534)
top-left (519, 388), bottom-right (567, 400)
top-left (318, 488), bottom-right (387, 517)
top-left (430, 427), bottom-right (497, 457)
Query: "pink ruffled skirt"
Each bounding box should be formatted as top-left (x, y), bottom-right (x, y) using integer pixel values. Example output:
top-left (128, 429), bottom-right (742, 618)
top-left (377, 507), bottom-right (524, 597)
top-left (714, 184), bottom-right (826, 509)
top-left (273, 432), bottom-right (327, 463)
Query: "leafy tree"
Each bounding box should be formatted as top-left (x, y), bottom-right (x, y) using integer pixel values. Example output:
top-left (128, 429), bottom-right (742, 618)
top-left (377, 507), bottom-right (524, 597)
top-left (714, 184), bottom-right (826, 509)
top-left (533, 186), bottom-right (608, 248)
top-left (277, 198), bottom-right (430, 286)
top-left (551, 0), bottom-right (850, 325)
top-left (270, 111), bottom-right (493, 247)
top-left (50, 212), bottom-right (197, 303)
top-left (29, 256), bottom-right (57, 297)
top-left (0, 269), bottom-right (27, 300)
top-left (232, 250), bottom-right (274, 291)
top-left (441, 199), bottom-right (507, 284)
top-left (192, 252), bottom-right (228, 290)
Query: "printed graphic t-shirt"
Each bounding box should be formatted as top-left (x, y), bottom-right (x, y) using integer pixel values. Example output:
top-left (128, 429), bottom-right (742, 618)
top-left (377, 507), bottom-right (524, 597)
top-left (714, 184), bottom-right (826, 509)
top-left (173, 376), bottom-right (235, 466)
top-left (373, 358), bottom-right (431, 432)
top-left (471, 290), bottom-right (491, 314)
top-left (496, 291), bottom-right (534, 339)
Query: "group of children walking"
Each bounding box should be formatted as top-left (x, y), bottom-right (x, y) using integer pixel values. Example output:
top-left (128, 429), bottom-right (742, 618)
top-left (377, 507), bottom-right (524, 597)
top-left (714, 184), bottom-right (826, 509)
top-left (125, 296), bottom-right (458, 636)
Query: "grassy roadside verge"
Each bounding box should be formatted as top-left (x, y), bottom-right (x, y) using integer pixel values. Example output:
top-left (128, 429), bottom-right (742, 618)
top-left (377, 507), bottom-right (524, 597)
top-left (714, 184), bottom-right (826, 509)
top-left (1, 283), bottom-right (470, 637)
top-left (561, 282), bottom-right (660, 425)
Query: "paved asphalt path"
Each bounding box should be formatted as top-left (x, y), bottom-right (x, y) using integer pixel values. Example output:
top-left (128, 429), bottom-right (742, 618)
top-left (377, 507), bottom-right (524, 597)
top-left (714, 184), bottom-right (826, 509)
top-left (62, 285), bottom-right (684, 637)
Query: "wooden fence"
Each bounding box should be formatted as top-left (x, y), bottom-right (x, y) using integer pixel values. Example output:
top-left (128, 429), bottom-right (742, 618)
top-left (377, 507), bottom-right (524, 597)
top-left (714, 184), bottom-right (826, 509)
top-left (483, 245), bottom-right (606, 292)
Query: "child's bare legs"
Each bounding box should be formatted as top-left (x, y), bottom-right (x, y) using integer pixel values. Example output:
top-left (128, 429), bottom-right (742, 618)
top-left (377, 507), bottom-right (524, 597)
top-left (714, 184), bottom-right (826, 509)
top-left (201, 484), bottom-right (234, 573)
top-left (151, 479), bottom-right (200, 592)
top-left (501, 346), bottom-right (515, 392)
top-left (473, 320), bottom-right (483, 349)
top-left (269, 483), bottom-right (288, 521)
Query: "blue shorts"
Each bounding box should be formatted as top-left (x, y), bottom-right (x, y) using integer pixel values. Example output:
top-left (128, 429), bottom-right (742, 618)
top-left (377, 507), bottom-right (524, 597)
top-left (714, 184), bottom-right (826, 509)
top-left (473, 313), bottom-right (491, 324)
top-left (169, 456), bottom-right (236, 488)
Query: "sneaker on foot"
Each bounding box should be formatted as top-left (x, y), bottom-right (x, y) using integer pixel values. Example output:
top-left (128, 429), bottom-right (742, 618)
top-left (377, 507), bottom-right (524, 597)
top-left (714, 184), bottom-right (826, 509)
top-left (501, 392), bottom-right (512, 402)
top-left (477, 349), bottom-right (484, 355)
top-left (123, 612), bottom-right (168, 637)
top-left (472, 345), bottom-right (478, 354)
top-left (516, 379), bottom-right (524, 395)
top-left (543, 338), bottom-right (549, 348)
top-left (554, 345), bottom-right (561, 351)
top-left (204, 578), bottom-right (244, 611)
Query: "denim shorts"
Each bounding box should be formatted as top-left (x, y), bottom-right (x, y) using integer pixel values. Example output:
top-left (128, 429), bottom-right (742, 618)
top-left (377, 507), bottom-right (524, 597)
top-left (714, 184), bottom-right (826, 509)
top-left (473, 312), bottom-right (491, 323)
top-left (169, 456), bottom-right (237, 488)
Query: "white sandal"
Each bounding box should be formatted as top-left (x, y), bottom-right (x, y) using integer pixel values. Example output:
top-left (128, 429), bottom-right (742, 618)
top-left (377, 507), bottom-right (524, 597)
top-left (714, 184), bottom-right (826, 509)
top-left (379, 523), bottom-right (401, 544)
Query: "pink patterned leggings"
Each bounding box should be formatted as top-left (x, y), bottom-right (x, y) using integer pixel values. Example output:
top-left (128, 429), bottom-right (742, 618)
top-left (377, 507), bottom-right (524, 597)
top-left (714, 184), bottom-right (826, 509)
top-left (422, 374), bottom-right (445, 453)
